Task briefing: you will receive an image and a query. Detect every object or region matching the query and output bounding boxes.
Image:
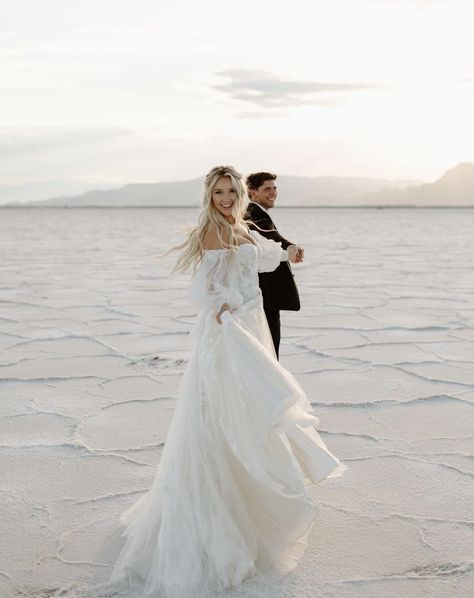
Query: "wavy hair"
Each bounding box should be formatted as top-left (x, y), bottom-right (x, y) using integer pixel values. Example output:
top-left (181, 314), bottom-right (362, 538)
top-left (172, 165), bottom-right (248, 273)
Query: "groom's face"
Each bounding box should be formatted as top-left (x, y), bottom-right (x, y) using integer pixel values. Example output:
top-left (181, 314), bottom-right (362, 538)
top-left (250, 180), bottom-right (277, 210)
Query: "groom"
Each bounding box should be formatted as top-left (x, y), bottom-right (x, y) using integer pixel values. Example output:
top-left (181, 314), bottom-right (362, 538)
top-left (245, 172), bottom-right (303, 359)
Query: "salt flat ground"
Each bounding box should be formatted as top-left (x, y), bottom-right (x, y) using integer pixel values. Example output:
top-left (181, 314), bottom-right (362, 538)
top-left (0, 207), bottom-right (473, 598)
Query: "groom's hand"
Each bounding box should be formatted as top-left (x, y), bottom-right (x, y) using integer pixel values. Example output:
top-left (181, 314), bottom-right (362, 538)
top-left (295, 246), bottom-right (304, 262)
top-left (288, 245), bottom-right (304, 263)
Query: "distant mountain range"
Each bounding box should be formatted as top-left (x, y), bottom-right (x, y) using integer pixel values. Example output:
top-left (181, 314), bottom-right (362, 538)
top-left (2, 163), bottom-right (474, 207)
top-left (0, 180), bottom-right (121, 205)
top-left (358, 162), bottom-right (474, 207)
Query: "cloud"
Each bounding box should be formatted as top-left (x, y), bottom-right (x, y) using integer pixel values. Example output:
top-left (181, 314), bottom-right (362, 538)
top-left (211, 68), bottom-right (380, 109)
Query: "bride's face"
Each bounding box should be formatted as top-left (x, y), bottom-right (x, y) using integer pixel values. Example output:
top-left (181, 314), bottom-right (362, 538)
top-left (211, 176), bottom-right (237, 220)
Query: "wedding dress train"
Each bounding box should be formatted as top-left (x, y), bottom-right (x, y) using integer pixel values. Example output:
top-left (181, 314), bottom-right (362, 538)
top-left (110, 231), bottom-right (346, 597)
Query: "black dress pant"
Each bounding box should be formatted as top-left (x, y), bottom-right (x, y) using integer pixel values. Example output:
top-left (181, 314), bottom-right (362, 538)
top-left (264, 308), bottom-right (281, 359)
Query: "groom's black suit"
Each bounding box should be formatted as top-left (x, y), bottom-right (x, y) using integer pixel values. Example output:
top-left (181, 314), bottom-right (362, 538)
top-left (245, 202), bottom-right (300, 358)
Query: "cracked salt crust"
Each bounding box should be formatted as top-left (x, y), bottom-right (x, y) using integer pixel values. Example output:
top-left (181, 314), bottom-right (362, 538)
top-left (1, 207), bottom-right (473, 598)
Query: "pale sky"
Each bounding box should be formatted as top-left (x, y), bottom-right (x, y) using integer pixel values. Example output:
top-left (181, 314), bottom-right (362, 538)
top-left (2, 0), bottom-right (474, 190)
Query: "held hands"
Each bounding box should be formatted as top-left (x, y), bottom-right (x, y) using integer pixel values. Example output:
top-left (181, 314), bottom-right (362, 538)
top-left (288, 244), bottom-right (304, 263)
top-left (216, 303), bottom-right (232, 324)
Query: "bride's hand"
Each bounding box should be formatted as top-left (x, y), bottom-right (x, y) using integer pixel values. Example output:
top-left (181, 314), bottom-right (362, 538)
top-left (216, 303), bottom-right (231, 324)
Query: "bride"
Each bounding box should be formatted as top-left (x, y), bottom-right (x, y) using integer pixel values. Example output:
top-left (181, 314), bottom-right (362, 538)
top-left (110, 165), bottom-right (346, 597)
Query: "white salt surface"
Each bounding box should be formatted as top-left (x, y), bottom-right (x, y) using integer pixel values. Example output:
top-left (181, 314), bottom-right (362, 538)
top-left (0, 207), bottom-right (473, 598)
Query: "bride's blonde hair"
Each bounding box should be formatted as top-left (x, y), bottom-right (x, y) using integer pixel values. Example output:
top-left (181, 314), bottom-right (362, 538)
top-left (173, 165), bottom-right (248, 273)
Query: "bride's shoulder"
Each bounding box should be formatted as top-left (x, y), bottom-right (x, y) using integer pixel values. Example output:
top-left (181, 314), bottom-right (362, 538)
top-left (203, 223), bottom-right (228, 250)
top-left (236, 222), bottom-right (257, 245)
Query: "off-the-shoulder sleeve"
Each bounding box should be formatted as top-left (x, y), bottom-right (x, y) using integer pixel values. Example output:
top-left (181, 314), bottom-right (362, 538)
top-left (189, 250), bottom-right (244, 312)
top-left (249, 229), bottom-right (289, 273)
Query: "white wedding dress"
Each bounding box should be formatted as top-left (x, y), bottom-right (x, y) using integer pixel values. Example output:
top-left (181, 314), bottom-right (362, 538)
top-left (110, 230), bottom-right (346, 597)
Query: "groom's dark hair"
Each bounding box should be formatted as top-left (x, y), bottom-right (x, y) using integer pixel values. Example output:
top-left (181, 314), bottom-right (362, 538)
top-left (246, 172), bottom-right (277, 191)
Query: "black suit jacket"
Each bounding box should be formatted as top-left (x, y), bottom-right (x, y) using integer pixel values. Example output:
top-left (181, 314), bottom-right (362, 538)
top-left (244, 202), bottom-right (300, 311)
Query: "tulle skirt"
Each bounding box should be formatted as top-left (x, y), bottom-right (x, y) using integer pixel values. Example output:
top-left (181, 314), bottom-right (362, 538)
top-left (110, 297), bottom-right (346, 597)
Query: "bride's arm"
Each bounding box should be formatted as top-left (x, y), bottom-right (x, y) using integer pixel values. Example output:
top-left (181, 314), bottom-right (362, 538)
top-left (189, 251), bottom-right (243, 321)
top-left (248, 228), bottom-right (296, 272)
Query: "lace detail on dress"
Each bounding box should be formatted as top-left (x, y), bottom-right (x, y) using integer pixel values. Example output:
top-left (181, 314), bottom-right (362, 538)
top-left (234, 244), bottom-right (261, 304)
